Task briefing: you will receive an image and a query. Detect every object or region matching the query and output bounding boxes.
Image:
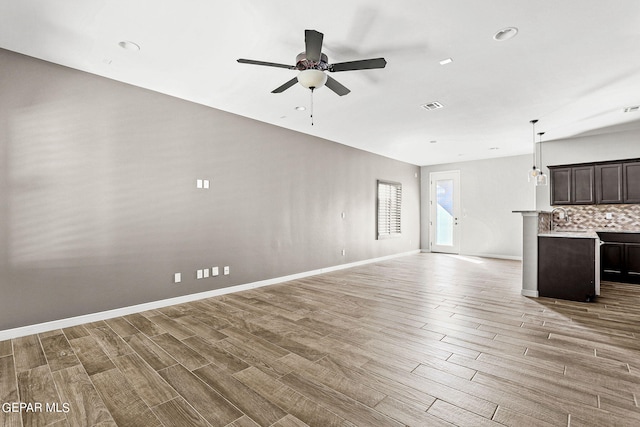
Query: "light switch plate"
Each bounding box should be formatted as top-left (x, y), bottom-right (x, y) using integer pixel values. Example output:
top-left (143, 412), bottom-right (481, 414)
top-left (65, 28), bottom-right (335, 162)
top-left (196, 179), bottom-right (203, 189)
top-left (212, 266), bottom-right (219, 276)
top-left (204, 179), bottom-right (210, 189)
top-left (223, 266), bottom-right (230, 275)
top-left (174, 273), bottom-right (181, 283)
top-left (197, 269), bottom-right (203, 279)
top-left (203, 268), bottom-right (210, 278)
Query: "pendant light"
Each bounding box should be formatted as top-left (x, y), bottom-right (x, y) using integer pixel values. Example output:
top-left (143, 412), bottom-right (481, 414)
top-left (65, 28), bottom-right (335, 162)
top-left (527, 119), bottom-right (540, 182)
top-left (536, 131), bottom-right (548, 186)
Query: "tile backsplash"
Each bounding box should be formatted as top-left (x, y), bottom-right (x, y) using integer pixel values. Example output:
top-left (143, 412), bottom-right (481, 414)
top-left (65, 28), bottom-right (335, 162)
top-left (538, 212), bottom-right (552, 234)
top-left (551, 204), bottom-right (640, 231)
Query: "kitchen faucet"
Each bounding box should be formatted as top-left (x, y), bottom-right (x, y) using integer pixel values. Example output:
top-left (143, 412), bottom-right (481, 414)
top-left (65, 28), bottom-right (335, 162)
top-left (551, 207), bottom-right (570, 231)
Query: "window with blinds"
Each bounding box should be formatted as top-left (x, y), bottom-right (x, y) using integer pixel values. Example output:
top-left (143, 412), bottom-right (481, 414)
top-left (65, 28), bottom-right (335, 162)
top-left (377, 180), bottom-right (402, 239)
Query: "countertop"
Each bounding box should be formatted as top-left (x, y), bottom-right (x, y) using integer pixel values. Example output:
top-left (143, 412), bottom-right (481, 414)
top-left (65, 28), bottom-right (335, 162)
top-left (538, 229), bottom-right (640, 239)
top-left (538, 231), bottom-right (599, 239)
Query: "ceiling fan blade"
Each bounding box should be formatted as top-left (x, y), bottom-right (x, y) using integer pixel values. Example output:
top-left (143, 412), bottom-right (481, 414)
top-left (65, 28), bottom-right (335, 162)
top-left (305, 30), bottom-right (324, 62)
top-left (271, 77), bottom-right (299, 93)
top-left (325, 76), bottom-right (350, 96)
top-left (329, 57), bottom-right (387, 72)
top-left (237, 59), bottom-right (296, 70)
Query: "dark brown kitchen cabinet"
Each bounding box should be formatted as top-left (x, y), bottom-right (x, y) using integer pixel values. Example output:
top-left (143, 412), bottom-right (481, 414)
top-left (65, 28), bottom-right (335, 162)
top-left (626, 243), bottom-right (640, 278)
top-left (538, 236), bottom-right (598, 301)
top-left (598, 232), bottom-right (640, 284)
top-left (623, 161), bottom-right (640, 203)
top-left (550, 165), bottom-right (594, 205)
top-left (601, 242), bottom-right (624, 278)
top-left (550, 158), bottom-right (640, 205)
top-left (572, 166), bottom-right (595, 204)
top-left (550, 167), bottom-right (571, 205)
top-left (595, 163), bottom-right (623, 204)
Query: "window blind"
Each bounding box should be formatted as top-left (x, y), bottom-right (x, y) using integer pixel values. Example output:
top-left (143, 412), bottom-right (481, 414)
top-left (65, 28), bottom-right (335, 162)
top-left (377, 180), bottom-right (402, 239)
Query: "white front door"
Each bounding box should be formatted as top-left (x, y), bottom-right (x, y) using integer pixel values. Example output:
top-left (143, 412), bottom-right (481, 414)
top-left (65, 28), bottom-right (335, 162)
top-left (430, 171), bottom-right (461, 254)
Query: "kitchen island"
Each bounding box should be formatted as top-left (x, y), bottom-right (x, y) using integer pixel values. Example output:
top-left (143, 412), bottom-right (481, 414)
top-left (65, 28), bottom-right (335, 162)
top-left (537, 231), bottom-right (600, 302)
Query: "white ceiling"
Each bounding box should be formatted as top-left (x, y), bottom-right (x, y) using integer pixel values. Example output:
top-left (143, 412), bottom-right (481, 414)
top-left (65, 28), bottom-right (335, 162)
top-left (1, 0), bottom-right (639, 166)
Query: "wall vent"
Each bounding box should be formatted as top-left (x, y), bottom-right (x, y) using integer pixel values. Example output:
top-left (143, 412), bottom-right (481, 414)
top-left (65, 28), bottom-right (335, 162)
top-left (623, 105), bottom-right (639, 113)
top-left (420, 101), bottom-right (444, 111)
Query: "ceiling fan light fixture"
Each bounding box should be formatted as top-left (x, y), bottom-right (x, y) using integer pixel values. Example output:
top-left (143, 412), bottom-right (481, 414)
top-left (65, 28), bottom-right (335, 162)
top-left (297, 69), bottom-right (327, 90)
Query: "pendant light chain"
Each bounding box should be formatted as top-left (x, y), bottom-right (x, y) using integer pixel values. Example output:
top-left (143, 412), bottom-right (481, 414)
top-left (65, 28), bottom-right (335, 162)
top-left (538, 131), bottom-right (545, 172)
top-left (530, 119), bottom-right (538, 169)
top-left (537, 131), bottom-right (547, 185)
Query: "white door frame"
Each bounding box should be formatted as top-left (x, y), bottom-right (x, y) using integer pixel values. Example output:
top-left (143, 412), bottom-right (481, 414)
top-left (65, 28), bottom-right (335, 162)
top-left (429, 170), bottom-right (461, 254)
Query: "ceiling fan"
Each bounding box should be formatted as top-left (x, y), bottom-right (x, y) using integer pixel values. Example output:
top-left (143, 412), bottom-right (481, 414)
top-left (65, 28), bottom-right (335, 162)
top-left (237, 29), bottom-right (387, 96)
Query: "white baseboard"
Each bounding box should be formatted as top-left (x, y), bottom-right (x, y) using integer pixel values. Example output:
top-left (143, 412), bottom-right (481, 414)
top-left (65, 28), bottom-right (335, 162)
top-left (461, 252), bottom-right (522, 261)
top-left (521, 289), bottom-right (539, 297)
top-left (0, 250), bottom-right (420, 340)
top-left (420, 249), bottom-right (522, 261)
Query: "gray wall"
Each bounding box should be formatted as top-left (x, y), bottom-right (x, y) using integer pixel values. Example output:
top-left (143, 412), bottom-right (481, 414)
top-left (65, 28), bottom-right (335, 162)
top-left (421, 155), bottom-right (534, 259)
top-left (0, 49), bottom-right (420, 330)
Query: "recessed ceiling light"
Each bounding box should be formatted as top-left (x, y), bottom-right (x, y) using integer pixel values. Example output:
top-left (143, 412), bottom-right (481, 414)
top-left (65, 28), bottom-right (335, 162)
top-left (439, 58), bottom-right (453, 65)
top-left (118, 40), bottom-right (140, 51)
top-left (623, 106), bottom-right (639, 113)
top-left (493, 27), bottom-right (518, 41)
top-left (295, 106), bottom-right (306, 111)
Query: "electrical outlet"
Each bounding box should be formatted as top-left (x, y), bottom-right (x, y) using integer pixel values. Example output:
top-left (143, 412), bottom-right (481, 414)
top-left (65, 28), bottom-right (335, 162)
top-left (174, 273), bottom-right (181, 283)
top-left (203, 268), bottom-right (210, 278)
top-left (211, 266), bottom-right (219, 276)
top-left (605, 212), bottom-right (613, 220)
top-left (223, 266), bottom-right (230, 275)
top-left (197, 269), bottom-right (203, 279)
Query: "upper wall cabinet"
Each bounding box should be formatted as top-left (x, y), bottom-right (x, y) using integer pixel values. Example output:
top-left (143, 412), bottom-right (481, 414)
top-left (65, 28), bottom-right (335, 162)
top-left (550, 158), bottom-right (640, 205)
top-left (623, 161), bottom-right (640, 203)
top-left (550, 166), bottom-right (594, 205)
top-left (595, 163), bottom-right (623, 204)
top-left (573, 166), bottom-right (596, 204)
top-left (550, 167), bottom-right (571, 205)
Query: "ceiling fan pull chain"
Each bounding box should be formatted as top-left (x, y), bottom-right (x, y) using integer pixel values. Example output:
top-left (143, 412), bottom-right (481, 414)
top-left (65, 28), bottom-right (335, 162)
top-left (310, 87), bottom-right (314, 126)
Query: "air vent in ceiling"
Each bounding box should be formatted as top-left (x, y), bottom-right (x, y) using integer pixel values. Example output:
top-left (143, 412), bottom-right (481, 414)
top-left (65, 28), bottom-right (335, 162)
top-left (421, 101), bottom-right (444, 111)
top-left (623, 106), bottom-right (639, 113)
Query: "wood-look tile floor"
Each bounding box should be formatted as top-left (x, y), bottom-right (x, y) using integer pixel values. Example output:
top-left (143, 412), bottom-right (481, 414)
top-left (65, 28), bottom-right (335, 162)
top-left (2, 253), bottom-right (640, 426)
